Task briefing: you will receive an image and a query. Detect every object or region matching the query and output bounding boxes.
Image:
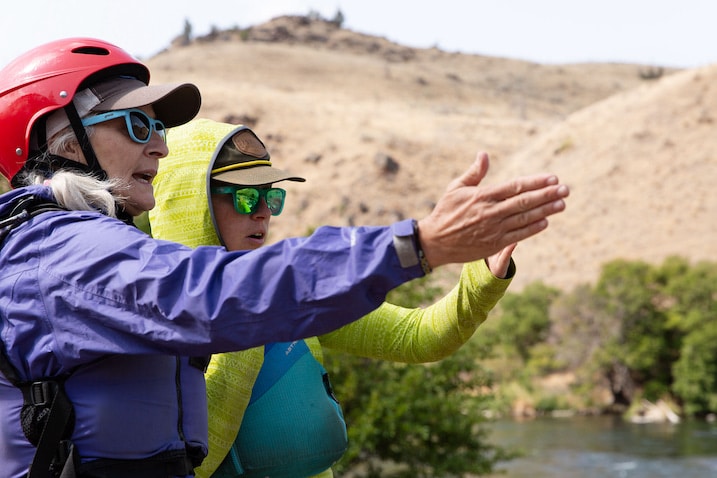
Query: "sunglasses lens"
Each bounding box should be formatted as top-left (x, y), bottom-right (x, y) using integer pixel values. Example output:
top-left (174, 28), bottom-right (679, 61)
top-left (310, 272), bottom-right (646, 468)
top-left (234, 188), bottom-right (260, 214)
top-left (128, 112), bottom-right (151, 142)
top-left (265, 189), bottom-right (286, 215)
top-left (128, 111), bottom-right (166, 143)
top-left (155, 123), bottom-right (167, 142)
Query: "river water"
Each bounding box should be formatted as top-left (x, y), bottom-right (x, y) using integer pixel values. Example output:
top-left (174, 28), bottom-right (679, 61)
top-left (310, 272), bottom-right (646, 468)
top-left (485, 415), bottom-right (717, 477)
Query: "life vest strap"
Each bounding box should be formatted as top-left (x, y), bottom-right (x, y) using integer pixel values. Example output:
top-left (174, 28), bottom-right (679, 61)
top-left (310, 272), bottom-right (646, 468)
top-left (76, 448), bottom-right (197, 477)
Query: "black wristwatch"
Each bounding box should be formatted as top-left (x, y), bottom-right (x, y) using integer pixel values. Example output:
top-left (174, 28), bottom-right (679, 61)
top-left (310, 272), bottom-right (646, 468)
top-left (393, 219), bottom-right (432, 275)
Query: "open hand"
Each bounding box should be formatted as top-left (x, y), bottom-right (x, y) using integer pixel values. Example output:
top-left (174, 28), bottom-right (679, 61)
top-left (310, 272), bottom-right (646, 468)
top-left (417, 152), bottom-right (569, 269)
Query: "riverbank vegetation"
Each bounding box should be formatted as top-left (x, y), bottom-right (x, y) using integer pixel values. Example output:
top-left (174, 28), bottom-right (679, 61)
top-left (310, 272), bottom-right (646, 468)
top-left (485, 255), bottom-right (717, 419)
top-left (325, 255), bottom-right (717, 477)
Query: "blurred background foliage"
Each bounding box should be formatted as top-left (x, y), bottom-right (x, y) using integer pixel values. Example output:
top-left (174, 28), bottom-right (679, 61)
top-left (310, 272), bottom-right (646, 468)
top-left (324, 256), bottom-right (717, 477)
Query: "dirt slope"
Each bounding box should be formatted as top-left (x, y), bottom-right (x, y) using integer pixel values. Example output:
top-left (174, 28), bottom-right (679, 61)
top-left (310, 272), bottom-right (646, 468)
top-left (146, 16), bottom-right (713, 291)
top-left (490, 65), bottom-right (717, 289)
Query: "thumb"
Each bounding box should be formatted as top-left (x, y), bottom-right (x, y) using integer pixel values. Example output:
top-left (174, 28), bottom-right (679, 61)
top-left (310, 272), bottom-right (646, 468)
top-left (446, 152), bottom-right (490, 192)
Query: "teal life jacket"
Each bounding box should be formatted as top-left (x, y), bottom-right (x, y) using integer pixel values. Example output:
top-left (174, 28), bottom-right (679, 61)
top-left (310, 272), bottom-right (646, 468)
top-left (213, 340), bottom-right (347, 478)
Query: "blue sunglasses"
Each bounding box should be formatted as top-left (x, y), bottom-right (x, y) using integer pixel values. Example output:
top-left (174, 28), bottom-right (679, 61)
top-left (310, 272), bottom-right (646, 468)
top-left (81, 108), bottom-right (166, 144)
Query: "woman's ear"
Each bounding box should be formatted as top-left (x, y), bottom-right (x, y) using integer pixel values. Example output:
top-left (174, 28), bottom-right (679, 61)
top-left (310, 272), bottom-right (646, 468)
top-left (61, 139), bottom-right (86, 164)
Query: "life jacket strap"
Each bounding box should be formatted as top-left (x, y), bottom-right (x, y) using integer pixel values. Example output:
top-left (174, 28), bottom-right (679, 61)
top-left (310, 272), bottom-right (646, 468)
top-left (76, 448), bottom-right (197, 478)
top-left (20, 378), bottom-right (76, 478)
top-left (0, 194), bottom-right (65, 244)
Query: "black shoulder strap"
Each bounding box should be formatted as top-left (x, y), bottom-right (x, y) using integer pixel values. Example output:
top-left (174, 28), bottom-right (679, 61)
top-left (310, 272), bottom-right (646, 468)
top-left (24, 381), bottom-right (76, 478)
top-left (0, 194), bottom-right (76, 477)
top-left (0, 194), bottom-right (65, 245)
top-left (0, 335), bottom-right (77, 478)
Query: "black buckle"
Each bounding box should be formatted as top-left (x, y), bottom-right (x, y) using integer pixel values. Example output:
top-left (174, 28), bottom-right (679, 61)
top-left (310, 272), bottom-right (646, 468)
top-left (30, 381), bottom-right (58, 406)
top-left (189, 355), bottom-right (211, 372)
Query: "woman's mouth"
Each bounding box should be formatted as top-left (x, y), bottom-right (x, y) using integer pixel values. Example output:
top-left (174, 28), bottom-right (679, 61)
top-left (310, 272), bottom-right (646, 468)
top-left (133, 171), bottom-right (156, 184)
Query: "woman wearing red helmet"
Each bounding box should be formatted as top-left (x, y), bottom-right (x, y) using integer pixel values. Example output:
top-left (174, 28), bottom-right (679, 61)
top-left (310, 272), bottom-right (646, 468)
top-left (0, 38), bottom-right (569, 477)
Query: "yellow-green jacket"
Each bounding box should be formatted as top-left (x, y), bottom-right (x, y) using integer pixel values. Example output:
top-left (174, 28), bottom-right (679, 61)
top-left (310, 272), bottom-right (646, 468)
top-left (150, 119), bottom-right (514, 478)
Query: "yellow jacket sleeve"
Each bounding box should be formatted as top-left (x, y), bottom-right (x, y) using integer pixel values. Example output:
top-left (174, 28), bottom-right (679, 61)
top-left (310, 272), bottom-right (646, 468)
top-left (318, 259), bottom-right (513, 363)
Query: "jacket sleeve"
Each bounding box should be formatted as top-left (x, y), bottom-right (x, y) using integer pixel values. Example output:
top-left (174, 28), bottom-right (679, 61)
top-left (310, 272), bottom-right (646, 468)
top-left (6, 211), bottom-right (424, 370)
top-left (318, 259), bottom-right (514, 363)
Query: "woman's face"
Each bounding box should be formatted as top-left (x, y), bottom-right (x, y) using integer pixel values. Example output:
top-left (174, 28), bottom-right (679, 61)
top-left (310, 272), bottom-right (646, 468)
top-left (83, 105), bottom-right (168, 216)
top-left (212, 188), bottom-right (273, 252)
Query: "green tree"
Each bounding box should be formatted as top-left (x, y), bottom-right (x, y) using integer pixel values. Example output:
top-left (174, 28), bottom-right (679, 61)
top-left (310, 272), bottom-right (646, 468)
top-left (672, 323), bottom-right (717, 415)
top-left (494, 282), bottom-right (559, 362)
top-left (549, 283), bottom-right (614, 371)
top-left (593, 259), bottom-right (675, 400)
top-left (663, 257), bottom-right (717, 415)
top-left (661, 257), bottom-right (717, 334)
top-left (325, 342), bottom-right (511, 477)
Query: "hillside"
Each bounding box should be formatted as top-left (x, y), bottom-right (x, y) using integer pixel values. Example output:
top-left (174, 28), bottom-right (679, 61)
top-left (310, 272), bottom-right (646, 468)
top-left (81, 17), bottom-right (717, 291)
top-left (493, 66), bottom-right (717, 289)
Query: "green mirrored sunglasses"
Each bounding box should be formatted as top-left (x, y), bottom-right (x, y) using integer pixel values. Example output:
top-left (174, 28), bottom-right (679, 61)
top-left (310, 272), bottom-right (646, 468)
top-left (211, 186), bottom-right (287, 216)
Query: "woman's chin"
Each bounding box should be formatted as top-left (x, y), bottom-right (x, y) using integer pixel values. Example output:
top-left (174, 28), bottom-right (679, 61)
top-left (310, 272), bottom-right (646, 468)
top-left (124, 197), bottom-right (155, 217)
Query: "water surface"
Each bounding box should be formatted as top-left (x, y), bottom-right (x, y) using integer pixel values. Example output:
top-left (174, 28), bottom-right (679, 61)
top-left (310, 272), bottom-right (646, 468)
top-left (486, 415), bottom-right (717, 477)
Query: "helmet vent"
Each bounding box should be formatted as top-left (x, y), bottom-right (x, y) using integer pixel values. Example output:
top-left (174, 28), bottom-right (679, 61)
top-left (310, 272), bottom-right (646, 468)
top-left (71, 46), bottom-right (110, 56)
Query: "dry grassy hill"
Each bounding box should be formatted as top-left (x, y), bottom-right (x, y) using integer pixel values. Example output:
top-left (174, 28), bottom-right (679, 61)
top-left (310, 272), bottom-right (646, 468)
top-left (493, 66), bottom-right (717, 289)
top-left (145, 16), bottom-right (713, 291)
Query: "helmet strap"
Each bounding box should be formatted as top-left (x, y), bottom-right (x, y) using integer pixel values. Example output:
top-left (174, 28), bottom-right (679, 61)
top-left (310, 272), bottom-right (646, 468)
top-left (64, 103), bottom-right (107, 181)
top-left (34, 116), bottom-right (48, 150)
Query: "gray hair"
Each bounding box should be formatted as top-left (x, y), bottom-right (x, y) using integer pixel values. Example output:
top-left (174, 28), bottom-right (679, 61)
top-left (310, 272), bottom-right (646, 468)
top-left (19, 125), bottom-right (127, 218)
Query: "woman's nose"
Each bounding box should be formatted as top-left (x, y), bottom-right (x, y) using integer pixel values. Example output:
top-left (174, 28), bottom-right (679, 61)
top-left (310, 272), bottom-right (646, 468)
top-left (251, 199), bottom-right (271, 218)
top-left (148, 132), bottom-right (169, 158)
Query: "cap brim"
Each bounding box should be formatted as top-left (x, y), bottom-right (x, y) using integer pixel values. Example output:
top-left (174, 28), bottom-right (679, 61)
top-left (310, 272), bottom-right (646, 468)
top-left (96, 82), bottom-right (201, 128)
top-left (212, 166), bottom-right (306, 186)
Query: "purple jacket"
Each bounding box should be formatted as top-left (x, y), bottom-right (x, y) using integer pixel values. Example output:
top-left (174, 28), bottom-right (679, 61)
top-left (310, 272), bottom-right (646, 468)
top-left (0, 185), bottom-right (423, 477)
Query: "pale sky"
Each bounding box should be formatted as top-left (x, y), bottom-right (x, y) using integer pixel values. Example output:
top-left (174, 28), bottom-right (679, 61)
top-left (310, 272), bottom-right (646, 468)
top-left (2, 0), bottom-right (716, 69)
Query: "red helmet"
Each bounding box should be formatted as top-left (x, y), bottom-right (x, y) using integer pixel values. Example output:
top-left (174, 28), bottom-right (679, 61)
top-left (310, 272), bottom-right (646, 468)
top-left (0, 37), bottom-right (150, 181)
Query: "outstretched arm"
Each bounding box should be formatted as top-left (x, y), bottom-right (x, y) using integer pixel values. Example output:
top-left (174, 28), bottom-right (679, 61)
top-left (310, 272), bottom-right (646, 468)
top-left (318, 256), bottom-right (514, 363)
